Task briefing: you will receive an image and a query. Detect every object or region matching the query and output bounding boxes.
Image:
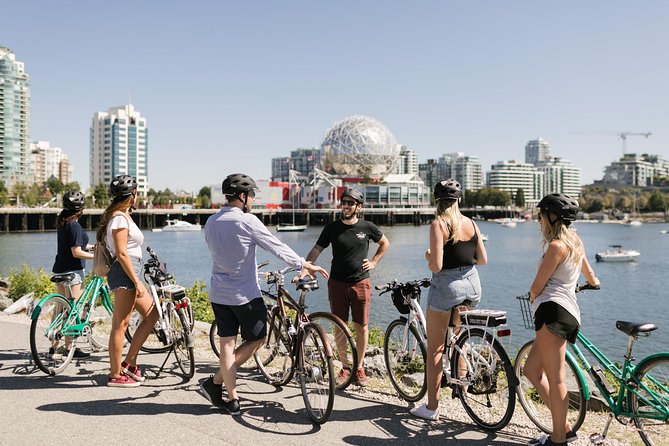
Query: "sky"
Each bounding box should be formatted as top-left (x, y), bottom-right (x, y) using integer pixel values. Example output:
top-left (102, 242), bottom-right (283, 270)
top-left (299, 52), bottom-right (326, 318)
top-left (3, 1), bottom-right (668, 193)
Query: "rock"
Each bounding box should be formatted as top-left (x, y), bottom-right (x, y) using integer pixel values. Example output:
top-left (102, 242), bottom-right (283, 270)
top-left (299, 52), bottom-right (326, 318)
top-left (0, 296), bottom-right (13, 312)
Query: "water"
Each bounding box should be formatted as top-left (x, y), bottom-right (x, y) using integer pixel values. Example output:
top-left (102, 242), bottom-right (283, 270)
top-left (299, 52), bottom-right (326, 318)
top-left (2, 221), bottom-right (668, 360)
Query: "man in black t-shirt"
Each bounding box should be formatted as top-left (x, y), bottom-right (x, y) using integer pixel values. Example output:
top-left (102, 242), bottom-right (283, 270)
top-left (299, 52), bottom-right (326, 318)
top-left (306, 188), bottom-right (389, 387)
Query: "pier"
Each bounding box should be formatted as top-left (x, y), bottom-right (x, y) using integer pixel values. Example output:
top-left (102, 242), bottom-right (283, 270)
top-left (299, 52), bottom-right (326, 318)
top-left (0, 207), bottom-right (519, 233)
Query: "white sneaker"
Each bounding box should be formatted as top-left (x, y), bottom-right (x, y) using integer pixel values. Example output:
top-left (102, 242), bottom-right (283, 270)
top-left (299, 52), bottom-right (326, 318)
top-left (410, 403), bottom-right (440, 421)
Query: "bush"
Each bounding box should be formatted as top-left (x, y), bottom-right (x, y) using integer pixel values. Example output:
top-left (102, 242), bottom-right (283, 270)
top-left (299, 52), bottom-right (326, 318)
top-left (188, 280), bottom-right (213, 323)
top-left (8, 264), bottom-right (55, 301)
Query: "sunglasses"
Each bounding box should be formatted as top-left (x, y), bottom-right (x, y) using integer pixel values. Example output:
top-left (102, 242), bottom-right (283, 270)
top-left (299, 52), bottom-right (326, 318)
top-left (341, 200), bottom-right (357, 206)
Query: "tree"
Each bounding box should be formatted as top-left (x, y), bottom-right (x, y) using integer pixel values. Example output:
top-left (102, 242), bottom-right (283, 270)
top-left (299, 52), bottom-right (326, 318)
top-left (198, 186), bottom-right (211, 198)
top-left (648, 190), bottom-right (667, 212)
top-left (45, 176), bottom-right (65, 195)
top-left (514, 188), bottom-right (525, 207)
top-left (92, 183), bottom-right (110, 208)
top-left (64, 181), bottom-right (81, 193)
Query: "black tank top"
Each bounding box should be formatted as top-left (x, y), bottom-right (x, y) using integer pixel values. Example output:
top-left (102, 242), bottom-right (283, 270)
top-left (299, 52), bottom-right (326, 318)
top-left (441, 219), bottom-right (478, 270)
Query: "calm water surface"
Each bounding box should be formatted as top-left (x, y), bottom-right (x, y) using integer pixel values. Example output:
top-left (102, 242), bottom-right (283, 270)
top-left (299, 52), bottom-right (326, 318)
top-left (2, 220), bottom-right (668, 359)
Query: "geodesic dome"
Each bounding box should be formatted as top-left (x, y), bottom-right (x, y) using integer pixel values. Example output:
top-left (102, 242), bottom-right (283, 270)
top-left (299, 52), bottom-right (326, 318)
top-left (320, 115), bottom-right (399, 178)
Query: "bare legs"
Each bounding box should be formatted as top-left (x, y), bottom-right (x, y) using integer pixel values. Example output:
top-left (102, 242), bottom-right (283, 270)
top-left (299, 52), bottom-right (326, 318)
top-left (215, 336), bottom-right (264, 401)
top-left (353, 322), bottom-right (368, 371)
top-left (425, 307), bottom-right (451, 411)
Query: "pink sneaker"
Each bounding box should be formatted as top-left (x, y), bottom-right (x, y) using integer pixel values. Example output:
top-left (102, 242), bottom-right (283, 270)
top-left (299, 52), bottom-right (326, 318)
top-left (121, 361), bottom-right (145, 382)
top-left (107, 374), bottom-right (140, 388)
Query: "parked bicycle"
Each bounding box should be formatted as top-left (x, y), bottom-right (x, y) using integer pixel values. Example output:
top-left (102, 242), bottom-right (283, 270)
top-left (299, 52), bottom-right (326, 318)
top-left (377, 278), bottom-right (517, 431)
top-left (125, 246), bottom-right (195, 380)
top-left (209, 261), bottom-right (358, 390)
top-left (252, 266), bottom-right (335, 424)
top-left (515, 284), bottom-right (669, 446)
top-left (30, 273), bottom-right (113, 375)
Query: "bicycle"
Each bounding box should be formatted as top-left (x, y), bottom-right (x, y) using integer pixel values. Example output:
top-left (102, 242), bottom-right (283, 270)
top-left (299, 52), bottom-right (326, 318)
top-left (377, 278), bottom-right (518, 431)
top-left (30, 273), bottom-right (114, 375)
top-left (209, 261), bottom-right (358, 390)
top-left (252, 266), bottom-right (336, 424)
top-left (125, 246), bottom-right (195, 380)
top-left (515, 285), bottom-right (669, 446)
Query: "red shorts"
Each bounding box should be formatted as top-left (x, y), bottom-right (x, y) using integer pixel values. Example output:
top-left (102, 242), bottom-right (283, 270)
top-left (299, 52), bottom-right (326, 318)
top-left (327, 278), bottom-right (371, 325)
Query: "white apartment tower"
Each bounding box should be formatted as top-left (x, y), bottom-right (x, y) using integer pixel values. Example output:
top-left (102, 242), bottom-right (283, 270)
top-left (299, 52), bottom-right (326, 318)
top-left (396, 146), bottom-right (419, 175)
top-left (487, 160), bottom-right (544, 205)
top-left (439, 152), bottom-right (485, 193)
top-left (29, 141), bottom-right (73, 185)
top-left (90, 104), bottom-right (148, 196)
top-left (525, 137), bottom-right (551, 165)
top-left (537, 157), bottom-right (581, 198)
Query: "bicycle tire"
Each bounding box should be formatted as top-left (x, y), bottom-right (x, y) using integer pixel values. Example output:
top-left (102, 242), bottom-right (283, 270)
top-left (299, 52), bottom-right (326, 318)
top-left (383, 318), bottom-right (427, 402)
top-left (209, 320), bottom-right (220, 358)
top-left (254, 307), bottom-right (295, 385)
top-left (298, 322), bottom-right (335, 424)
top-left (452, 327), bottom-right (516, 431)
top-left (172, 307), bottom-right (195, 379)
top-left (30, 295), bottom-right (76, 375)
top-left (126, 309), bottom-right (170, 353)
top-left (629, 354), bottom-right (669, 446)
top-left (514, 340), bottom-right (587, 434)
top-left (310, 311), bottom-right (358, 390)
top-left (89, 286), bottom-right (114, 351)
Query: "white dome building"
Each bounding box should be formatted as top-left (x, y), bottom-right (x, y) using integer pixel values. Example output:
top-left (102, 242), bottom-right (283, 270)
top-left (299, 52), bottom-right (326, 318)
top-left (320, 115), bottom-right (399, 179)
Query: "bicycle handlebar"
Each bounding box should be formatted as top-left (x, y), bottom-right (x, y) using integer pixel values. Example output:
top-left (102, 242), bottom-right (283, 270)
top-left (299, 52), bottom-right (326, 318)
top-left (576, 283), bottom-right (600, 292)
top-left (375, 278), bottom-right (431, 295)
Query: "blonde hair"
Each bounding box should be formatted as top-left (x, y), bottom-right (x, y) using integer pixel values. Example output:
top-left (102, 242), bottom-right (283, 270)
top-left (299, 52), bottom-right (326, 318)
top-left (540, 210), bottom-right (584, 265)
top-left (96, 196), bottom-right (133, 243)
top-left (436, 199), bottom-right (463, 243)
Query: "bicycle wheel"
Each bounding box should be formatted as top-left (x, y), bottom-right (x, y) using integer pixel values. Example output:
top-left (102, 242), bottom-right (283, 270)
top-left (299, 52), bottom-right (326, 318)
top-left (89, 288), bottom-right (114, 351)
top-left (171, 307), bottom-right (195, 379)
top-left (254, 307), bottom-right (295, 385)
top-left (630, 355), bottom-right (669, 446)
top-left (514, 340), bottom-right (587, 434)
top-left (298, 322), bottom-right (335, 424)
top-left (452, 327), bottom-right (516, 430)
top-left (126, 309), bottom-right (170, 353)
top-left (209, 321), bottom-right (220, 358)
top-left (30, 295), bottom-right (76, 375)
top-left (310, 312), bottom-right (358, 390)
top-left (383, 318), bottom-right (427, 402)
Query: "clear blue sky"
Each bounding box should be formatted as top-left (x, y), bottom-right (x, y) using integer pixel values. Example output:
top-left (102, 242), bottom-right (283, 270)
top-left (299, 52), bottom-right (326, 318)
top-left (3, 1), bottom-right (668, 192)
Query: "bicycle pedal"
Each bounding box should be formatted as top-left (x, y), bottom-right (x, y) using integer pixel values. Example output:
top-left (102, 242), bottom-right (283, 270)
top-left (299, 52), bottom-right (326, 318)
top-left (588, 433), bottom-right (606, 445)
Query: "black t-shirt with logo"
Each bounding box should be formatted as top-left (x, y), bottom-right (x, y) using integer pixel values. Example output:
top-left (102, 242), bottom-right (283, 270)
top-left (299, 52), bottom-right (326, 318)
top-left (316, 219), bottom-right (383, 283)
top-left (52, 221), bottom-right (89, 273)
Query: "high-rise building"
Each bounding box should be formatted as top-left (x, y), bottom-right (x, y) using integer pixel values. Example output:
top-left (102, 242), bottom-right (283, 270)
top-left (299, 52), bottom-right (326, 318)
top-left (439, 152), bottom-right (485, 193)
top-left (29, 141), bottom-right (73, 185)
top-left (0, 47), bottom-right (30, 188)
top-left (525, 137), bottom-right (551, 165)
top-left (396, 146), bottom-right (418, 175)
top-left (90, 104), bottom-right (148, 196)
top-left (536, 157), bottom-right (581, 198)
top-left (487, 160), bottom-right (544, 205)
top-left (271, 147), bottom-right (320, 181)
top-left (601, 153), bottom-right (669, 188)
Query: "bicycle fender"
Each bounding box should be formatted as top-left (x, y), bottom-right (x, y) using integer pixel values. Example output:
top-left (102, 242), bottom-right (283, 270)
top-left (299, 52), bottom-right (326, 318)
top-left (633, 352), bottom-right (669, 375)
top-left (31, 293), bottom-right (70, 320)
top-left (566, 349), bottom-right (591, 401)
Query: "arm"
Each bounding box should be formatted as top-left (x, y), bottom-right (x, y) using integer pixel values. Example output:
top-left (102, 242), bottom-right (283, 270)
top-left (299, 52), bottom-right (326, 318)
top-left (473, 221), bottom-right (487, 266)
top-left (581, 256), bottom-right (600, 287)
top-left (362, 234), bottom-right (389, 271)
top-left (71, 246), bottom-right (94, 261)
top-left (305, 244), bottom-right (324, 263)
top-left (529, 240), bottom-right (567, 302)
top-left (426, 219), bottom-right (445, 273)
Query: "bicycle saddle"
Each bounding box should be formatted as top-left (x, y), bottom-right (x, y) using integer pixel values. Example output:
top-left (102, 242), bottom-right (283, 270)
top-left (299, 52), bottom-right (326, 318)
top-left (296, 278), bottom-right (319, 291)
top-left (615, 320), bottom-right (657, 337)
top-left (50, 272), bottom-right (77, 283)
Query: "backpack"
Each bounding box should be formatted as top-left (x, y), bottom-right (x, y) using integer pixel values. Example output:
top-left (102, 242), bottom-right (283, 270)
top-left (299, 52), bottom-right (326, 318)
top-left (93, 241), bottom-right (115, 277)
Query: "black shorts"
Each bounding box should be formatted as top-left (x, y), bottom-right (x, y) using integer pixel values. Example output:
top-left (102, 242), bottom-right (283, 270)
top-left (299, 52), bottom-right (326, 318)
top-left (534, 301), bottom-right (580, 344)
top-left (212, 298), bottom-right (267, 341)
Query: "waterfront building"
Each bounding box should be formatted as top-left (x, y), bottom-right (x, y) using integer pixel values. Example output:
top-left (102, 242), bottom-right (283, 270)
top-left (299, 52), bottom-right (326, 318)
top-left (0, 47), bottom-right (30, 188)
top-left (418, 159), bottom-right (446, 192)
top-left (29, 141), bottom-right (73, 185)
top-left (536, 157), bottom-right (581, 198)
top-left (90, 104), bottom-right (148, 196)
top-left (439, 152), bottom-right (484, 195)
top-left (487, 160), bottom-right (544, 205)
top-left (601, 153), bottom-right (669, 187)
top-left (525, 137), bottom-right (551, 165)
top-left (271, 147), bottom-right (320, 181)
top-left (395, 146), bottom-right (419, 175)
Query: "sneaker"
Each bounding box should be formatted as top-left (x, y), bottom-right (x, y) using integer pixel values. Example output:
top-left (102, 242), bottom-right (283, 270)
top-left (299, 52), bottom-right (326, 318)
top-left (354, 367), bottom-right (369, 387)
top-left (121, 361), bottom-right (145, 382)
top-left (107, 375), bottom-right (141, 388)
top-left (199, 376), bottom-right (224, 407)
top-left (224, 398), bottom-right (241, 416)
top-left (336, 367), bottom-right (352, 386)
top-left (72, 348), bottom-right (90, 359)
top-left (48, 346), bottom-right (65, 359)
top-left (410, 403), bottom-right (440, 421)
top-left (528, 432), bottom-right (576, 445)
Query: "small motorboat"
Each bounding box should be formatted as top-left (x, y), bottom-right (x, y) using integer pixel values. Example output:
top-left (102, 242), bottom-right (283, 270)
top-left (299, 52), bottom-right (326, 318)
top-left (481, 234), bottom-right (489, 242)
top-left (157, 219), bottom-right (202, 232)
top-left (276, 224), bottom-right (307, 232)
top-left (500, 218), bottom-right (517, 228)
top-left (624, 220), bottom-right (642, 227)
top-left (595, 245), bottom-right (640, 262)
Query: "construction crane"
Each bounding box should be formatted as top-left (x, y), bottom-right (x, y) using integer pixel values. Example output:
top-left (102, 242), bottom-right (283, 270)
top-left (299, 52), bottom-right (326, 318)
top-left (618, 131), bottom-right (652, 155)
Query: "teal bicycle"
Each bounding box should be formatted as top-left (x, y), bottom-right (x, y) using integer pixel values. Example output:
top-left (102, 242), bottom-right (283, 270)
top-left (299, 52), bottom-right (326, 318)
top-left (515, 285), bottom-right (669, 446)
top-left (30, 274), bottom-right (114, 375)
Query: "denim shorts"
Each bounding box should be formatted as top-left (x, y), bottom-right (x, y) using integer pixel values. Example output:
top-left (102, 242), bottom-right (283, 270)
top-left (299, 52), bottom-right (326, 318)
top-left (53, 269), bottom-right (84, 285)
top-left (427, 265), bottom-right (481, 312)
top-left (107, 257), bottom-right (143, 291)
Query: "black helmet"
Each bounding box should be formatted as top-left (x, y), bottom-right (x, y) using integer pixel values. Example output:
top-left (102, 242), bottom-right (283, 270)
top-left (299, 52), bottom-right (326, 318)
top-left (538, 193), bottom-right (579, 222)
top-left (109, 174), bottom-right (137, 198)
top-left (63, 191), bottom-right (85, 211)
top-left (222, 173), bottom-right (258, 196)
top-left (434, 179), bottom-right (462, 201)
top-left (341, 188), bottom-right (364, 204)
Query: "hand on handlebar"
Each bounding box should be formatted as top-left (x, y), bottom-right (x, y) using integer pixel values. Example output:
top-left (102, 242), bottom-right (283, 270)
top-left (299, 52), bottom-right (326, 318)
top-left (298, 261), bottom-right (329, 280)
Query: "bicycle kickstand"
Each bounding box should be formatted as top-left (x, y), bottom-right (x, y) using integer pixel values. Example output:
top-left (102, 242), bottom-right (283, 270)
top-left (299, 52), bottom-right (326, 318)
top-left (153, 344), bottom-right (176, 378)
top-left (589, 412), bottom-right (614, 445)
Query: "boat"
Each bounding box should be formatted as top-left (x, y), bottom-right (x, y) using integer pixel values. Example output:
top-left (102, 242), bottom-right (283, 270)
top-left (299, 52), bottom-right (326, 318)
top-left (481, 234), bottom-right (489, 242)
top-left (158, 219), bottom-right (202, 232)
top-left (277, 170), bottom-right (307, 232)
top-left (624, 219), bottom-right (642, 227)
top-left (595, 245), bottom-right (640, 262)
top-left (500, 218), bottom-right (517, 228)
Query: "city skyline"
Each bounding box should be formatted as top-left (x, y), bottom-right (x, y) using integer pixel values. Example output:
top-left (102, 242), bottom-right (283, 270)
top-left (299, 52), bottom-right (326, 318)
top-left (2, 1), bottom-right (668, 192)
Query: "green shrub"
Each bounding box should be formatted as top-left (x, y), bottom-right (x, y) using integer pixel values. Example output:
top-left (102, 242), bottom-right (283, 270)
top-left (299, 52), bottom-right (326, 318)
top-left (8, 264), bottom-right (55, 301)
top-left (188, 280), bottom-right (213, 323)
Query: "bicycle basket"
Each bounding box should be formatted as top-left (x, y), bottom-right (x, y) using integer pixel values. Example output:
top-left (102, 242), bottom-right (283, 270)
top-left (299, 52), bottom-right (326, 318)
top-left (516, 293), bottom-right (533, 329)
top-left (391, 284), bottom-right (419, 314)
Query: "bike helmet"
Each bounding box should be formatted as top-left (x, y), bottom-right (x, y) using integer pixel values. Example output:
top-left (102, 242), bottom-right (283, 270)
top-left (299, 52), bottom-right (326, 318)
top-left (340, 188), bottom-right (364, 204)
top-left (434, 179), bottom-right (462, 201)
top-left (222, 173), bottom-right (258, 196)
top-left (537, 193), bottom-right (579, 223)
top-left (63, 191), bottom-right (85, 211)
top-left (109, 174), bottom-right (137, 198)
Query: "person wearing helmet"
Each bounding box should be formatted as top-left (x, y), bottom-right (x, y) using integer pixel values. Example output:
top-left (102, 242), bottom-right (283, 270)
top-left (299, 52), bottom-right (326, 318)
top-left (524, 193), bottom-right (599, 446)
top-left (97, 174), bottom-right (158, 388)
top-left (411, 179), bottom-right (488, 421)
top-left (305, 187), bottom-right (390, 387)
top-left (50, 190), bottom-right (94, 359)
top-left (201, 173), bottom-right (328, 415)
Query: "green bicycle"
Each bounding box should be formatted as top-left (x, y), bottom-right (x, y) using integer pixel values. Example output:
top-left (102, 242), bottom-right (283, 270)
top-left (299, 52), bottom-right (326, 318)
top-left (30, 273), bottom-right (114, 375)
top-left (515, 285), bottom-right (669, 446)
